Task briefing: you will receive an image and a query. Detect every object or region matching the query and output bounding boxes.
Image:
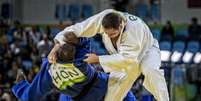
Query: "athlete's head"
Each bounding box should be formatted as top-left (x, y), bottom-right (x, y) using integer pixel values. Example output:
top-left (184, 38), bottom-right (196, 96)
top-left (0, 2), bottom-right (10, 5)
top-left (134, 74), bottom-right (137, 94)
top-left (63, 32), bottom-right (79, 45)
top-left (102, 12), bottom-right (124, 38)
top-left (57, 43), bottom-right (76, 63)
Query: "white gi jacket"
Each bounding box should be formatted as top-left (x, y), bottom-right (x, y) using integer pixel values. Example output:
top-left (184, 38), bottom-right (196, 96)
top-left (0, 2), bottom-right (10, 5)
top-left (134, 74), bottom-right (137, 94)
top-left (54, 9), bottom-right (155, 101)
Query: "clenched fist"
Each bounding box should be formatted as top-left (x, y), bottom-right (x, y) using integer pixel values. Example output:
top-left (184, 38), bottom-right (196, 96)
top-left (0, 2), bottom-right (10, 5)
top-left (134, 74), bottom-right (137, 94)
top-left (48, 43), bottom-right (61, 63)
top-left (83, 53), bottom-right (99, 64)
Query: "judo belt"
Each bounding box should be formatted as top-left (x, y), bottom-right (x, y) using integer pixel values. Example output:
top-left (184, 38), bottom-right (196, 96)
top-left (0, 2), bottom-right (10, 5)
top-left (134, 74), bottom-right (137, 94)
top-left (72, 72), bottom-right (99, 100)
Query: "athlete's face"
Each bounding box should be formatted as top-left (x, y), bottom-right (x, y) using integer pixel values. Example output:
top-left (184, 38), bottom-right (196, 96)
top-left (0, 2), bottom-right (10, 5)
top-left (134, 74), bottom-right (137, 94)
top-left (103, 25), bottom-right (123, 39)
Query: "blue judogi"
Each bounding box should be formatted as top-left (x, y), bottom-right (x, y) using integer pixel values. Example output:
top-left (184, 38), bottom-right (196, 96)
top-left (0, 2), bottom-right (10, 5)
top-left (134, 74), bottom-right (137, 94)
top-left (12, 37), bottom-right (136, 101)
top-left (12, 58), bottom-right (57, 101)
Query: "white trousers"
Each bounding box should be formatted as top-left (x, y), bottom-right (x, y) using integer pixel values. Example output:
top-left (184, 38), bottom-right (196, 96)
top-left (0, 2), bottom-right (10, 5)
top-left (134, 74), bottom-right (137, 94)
top-left (104, 40), bottom-right (169, 101)
top-left (140, 40), bottom-right (169, 101)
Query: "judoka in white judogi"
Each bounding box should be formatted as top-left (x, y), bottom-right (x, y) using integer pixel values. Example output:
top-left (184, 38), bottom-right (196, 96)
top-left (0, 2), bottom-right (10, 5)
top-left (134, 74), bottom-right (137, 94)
top-left (53, 9), bottom-right (169, 101)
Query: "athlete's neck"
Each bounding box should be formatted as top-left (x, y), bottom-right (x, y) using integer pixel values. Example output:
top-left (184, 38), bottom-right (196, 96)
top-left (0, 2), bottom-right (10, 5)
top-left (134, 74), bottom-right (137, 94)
top-left (110, 34), bottom-right (119, 50)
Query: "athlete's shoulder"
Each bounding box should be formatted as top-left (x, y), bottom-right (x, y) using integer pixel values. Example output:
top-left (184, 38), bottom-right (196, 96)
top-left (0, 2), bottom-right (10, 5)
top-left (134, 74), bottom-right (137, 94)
top-left (101, 9), bottom-right (115, 13)
top-left (123, 13), bottom-right (146, 29)
top-left (124, 13), bottom-right (143, 24)
top-left (97, 9), bottom-right (118, 17)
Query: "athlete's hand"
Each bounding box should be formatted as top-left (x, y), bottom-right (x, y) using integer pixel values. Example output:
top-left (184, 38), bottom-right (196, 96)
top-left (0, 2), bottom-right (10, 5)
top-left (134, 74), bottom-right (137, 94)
top-left (48, 43), bottom-right (61, 63)
top-left (84, 53), bottom-right (99, 64)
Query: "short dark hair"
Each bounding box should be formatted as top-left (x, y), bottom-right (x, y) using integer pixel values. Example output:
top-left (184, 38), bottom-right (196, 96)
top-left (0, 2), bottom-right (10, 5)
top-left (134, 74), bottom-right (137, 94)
top-left (102, 13), bottom-right (123, 29)
top-left (57, 43), bottom-right (76, 63)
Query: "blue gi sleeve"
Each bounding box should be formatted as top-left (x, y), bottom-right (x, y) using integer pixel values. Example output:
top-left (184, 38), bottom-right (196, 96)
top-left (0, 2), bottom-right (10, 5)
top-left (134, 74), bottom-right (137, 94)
top-left (59, 94), bottom-right (72, 101)
top-left (123, 91), bottom-right (136, 101)
top-left (12, 59), bottom-right (54, 101)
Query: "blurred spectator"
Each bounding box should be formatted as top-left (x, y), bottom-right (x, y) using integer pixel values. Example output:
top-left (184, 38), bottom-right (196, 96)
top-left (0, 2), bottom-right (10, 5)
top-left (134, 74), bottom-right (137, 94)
top-left (0, 19), bottom-right (8, 28)
top-left (28, 27), bottom-right (42, 45)
top-left (10, 39), bottom-right (22, 56)
top-left (0, 88), bottom-right (11, 101)
top-left (13, 27), bottom-right (24, 41)
top-left (149, 0), bottom-right (160, 22)
top-left (0, 35), bottom-right (9, 69)
top-left (16, 57), bottom-right (23, 70)
top-left (32, 61), bottom-right (40, 74)
top-left (0, 34), bottom-right (12, 72)
top-left (0, 19), bottom-right (8, 34)
top-left (0, 34), bottom-right (8, 48)
top-left (30, 44), bottom-right (40, 64)
top-left (0, 73), bottom-right (5, 87)
top-left (110, 0), bottom-right (129, 12)
top-left (161, 21), bottom-right (175, 41)
top-left (45, 26), bottom-right (51, 38)
top-left (7, 62), bottom-right (23, 84)
top-left (27, 69), bottom-right (35, 83)
top-left (188, 17), bottom-right (201, 40)
top-left (37, 34), bottom-right (53, 58)
top-left (3, 50), bottom-right (12, 70)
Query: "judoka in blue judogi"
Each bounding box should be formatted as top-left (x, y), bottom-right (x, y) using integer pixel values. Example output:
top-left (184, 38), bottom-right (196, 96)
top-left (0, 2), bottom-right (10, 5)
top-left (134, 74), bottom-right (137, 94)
top-left (12, 37), bottom-right (136, 101)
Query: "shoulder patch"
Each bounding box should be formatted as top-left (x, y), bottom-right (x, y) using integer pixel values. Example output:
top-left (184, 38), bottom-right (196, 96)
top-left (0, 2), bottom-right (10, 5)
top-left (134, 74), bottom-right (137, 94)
top-left (129, 15), bottom-right (137, 21)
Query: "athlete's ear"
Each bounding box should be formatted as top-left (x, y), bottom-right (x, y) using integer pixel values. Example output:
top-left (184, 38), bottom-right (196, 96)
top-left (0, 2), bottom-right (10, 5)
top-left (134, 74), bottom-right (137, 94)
top-left (63, 32), bottom-right (79, 45)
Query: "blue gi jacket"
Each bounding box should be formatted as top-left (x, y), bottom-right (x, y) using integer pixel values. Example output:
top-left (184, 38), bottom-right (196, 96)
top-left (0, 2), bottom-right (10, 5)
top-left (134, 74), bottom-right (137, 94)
top-left (12, 37), bottom-right (136, 101)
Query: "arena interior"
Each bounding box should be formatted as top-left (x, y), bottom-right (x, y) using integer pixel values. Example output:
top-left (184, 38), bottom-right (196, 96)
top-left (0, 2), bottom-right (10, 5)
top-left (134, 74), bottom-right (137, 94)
top-left (0, 0), bottom-right (201, 101)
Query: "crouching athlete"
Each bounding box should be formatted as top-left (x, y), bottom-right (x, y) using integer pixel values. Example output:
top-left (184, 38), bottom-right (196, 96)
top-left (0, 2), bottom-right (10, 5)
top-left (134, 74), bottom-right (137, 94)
top-left (12, 37), bottom-right (136, 101)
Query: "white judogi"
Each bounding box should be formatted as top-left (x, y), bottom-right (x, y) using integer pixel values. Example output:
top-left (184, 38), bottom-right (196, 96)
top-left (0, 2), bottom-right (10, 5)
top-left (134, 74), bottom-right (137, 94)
top-left (54, 9), bottom-right (169, 101)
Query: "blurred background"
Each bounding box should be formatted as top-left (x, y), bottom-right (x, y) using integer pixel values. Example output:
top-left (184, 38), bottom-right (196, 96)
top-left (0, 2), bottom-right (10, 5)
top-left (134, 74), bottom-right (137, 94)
top-left (0, 0), bottom-right (201, 101)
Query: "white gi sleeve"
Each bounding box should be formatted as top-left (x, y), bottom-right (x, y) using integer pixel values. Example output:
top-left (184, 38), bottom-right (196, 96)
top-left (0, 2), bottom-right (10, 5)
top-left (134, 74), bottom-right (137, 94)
top-left (54, 9), bottom-right (116, 45)
top-left (98, 45), bottom-right (141, 72)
